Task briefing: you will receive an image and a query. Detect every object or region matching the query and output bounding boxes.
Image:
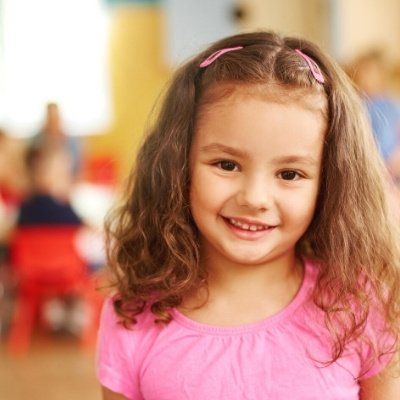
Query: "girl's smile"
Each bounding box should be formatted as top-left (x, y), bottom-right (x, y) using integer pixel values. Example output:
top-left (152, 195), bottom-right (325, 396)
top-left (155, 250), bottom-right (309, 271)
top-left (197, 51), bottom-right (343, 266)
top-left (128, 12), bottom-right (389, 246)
top-left (189, 86), bottom-right (326, 267)
top-left (222, 216), bottom-right (277, 241)
top-left (225, 219), bottom-right (274, 240)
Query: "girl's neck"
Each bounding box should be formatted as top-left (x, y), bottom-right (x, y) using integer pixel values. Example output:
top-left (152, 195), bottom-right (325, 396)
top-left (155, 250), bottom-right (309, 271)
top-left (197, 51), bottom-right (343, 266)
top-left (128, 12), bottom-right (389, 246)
top-left (205, 251), bottom-right (301, 292)
top-left (180, 252), bottom-right (304, 325)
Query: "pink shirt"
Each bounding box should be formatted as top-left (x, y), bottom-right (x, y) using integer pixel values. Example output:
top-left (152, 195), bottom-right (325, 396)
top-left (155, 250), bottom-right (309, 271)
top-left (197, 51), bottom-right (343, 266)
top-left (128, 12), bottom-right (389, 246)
top-left (96, 260), bottom-right (391, 399)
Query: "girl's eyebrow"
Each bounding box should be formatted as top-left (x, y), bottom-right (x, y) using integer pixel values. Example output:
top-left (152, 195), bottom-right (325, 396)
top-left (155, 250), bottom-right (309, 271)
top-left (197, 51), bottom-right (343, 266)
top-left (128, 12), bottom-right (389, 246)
top-left (199, 143), bottom-right (318, 165)
top-left (200, 143), bottom-right (249, 158)
top-left (270, 155), bottom-right (319, 166)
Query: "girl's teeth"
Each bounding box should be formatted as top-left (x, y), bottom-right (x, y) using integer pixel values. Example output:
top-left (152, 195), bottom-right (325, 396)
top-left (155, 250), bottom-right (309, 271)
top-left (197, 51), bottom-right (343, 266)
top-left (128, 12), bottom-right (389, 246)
top-left (228, 218), bottom-right (266, 231)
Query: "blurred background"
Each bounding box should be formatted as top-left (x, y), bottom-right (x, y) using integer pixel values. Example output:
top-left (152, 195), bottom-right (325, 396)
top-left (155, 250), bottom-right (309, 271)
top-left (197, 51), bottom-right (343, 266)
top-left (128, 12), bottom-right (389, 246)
top-left (1, 1), bottom-right (400, 399)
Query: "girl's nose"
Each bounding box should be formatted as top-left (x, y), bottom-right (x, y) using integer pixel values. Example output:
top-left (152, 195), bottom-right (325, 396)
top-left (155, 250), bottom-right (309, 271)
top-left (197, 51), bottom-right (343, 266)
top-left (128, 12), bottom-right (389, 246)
top-left (236, 175), bottom-right (272, 212)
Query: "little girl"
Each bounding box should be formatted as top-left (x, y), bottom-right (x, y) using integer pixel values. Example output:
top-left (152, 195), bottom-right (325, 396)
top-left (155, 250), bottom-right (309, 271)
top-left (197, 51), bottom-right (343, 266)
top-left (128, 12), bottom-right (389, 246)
top-left (97, 31), bottom-right (400, 399)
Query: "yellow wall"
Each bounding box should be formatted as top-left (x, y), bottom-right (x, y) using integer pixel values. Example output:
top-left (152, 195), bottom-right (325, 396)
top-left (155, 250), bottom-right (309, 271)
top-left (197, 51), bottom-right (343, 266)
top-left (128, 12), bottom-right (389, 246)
top-left (86, 5), bottom-right (169, 182)
top-left (238, 0), bottom-right (330, 50)
top-left (335, 0), bottom-right (400, 62)
top-left (87, 1), bottom-right (400, 183)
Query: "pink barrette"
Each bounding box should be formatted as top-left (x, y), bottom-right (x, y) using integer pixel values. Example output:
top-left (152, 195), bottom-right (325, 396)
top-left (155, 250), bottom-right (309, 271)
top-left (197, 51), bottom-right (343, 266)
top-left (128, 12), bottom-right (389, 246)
top-left (199, 46), bottom-right (243, 68)
top-left (295, 49), bottom-right (325, 84)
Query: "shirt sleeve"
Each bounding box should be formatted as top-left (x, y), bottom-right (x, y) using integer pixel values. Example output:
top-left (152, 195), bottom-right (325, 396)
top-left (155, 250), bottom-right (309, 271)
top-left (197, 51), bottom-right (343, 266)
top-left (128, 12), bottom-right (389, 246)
top-left (96, 297), bottom-right (143, 399)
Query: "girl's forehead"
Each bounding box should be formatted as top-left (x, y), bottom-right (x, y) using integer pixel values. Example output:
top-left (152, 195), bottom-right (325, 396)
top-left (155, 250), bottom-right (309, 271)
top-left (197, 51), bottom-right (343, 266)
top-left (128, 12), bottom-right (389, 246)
top-left (193, 87), bottom-right (326, 159)
top-left (198, 82), bottom-right (328, 122)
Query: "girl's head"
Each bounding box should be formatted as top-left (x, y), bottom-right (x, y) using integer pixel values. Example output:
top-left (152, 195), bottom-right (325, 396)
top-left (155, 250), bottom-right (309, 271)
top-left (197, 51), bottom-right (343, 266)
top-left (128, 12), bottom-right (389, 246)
top-left (189, 80), bottom-right (326, 269)
top-left (107, 31), bottom-right (399, 361)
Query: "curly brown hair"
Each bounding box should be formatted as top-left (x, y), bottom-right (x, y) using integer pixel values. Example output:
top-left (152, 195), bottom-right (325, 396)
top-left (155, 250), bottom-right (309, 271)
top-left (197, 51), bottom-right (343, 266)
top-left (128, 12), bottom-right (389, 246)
top-left (105, 31), bottom-right (400, 366)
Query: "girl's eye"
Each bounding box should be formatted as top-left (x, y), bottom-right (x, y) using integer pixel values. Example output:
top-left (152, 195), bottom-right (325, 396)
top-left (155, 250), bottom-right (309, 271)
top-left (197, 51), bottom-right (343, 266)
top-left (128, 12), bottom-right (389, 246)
top-left (279, 170), bottom-right (300, 180)
top-left (217, 160), bottom-right (239, 171)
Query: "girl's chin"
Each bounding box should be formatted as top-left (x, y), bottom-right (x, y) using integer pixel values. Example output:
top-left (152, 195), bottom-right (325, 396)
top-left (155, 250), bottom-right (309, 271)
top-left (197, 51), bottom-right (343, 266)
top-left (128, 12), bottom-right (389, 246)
top-left (219, 249), bottom-right (275, 266)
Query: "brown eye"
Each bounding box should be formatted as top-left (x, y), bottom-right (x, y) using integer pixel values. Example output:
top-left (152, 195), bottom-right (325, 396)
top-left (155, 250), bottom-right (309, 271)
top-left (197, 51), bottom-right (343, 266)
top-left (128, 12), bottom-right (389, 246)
top-left (280, 170), bottom-right (298, 180)
top-left (219, 160), bottom-right (238, 171)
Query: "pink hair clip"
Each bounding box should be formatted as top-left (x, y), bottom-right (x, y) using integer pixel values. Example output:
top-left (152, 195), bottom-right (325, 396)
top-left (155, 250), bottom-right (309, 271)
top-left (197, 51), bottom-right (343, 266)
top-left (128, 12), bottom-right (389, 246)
top-left (295, 49), bottom-right (325, 84)
top-left (199, 46), bottom-right (243, 68)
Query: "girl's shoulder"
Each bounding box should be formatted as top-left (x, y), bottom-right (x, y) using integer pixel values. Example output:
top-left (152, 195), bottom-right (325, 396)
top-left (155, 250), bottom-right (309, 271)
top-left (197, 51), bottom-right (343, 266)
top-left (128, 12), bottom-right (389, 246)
top-left (97, 297), bottom-right (165, 395)
top-left (98, 296), bottom-right (165, 362)
top-left (100, 296), bottom-right (159, 334)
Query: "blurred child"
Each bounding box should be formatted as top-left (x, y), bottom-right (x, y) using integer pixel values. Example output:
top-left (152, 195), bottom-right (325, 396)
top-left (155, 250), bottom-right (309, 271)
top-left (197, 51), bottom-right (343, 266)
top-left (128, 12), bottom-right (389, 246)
top-left (18, 145), bottom-right (81, 225)
top-left (17, 145), bottom-right (85, 334)
top-left (0, 129), bottom-right (28, 249)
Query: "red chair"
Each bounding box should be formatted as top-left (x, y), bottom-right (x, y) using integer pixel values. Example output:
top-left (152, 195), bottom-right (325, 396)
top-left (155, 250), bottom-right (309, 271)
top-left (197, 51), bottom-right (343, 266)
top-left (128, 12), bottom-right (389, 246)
top-left (83, 155), bottom-right (118, 187)
top-left (7, 225), bottom-right (103, 354)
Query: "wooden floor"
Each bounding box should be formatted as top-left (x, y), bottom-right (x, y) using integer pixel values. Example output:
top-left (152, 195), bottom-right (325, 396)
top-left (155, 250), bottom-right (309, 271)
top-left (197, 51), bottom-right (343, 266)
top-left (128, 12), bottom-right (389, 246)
top-left (0, 334), bottom-right (100, 400)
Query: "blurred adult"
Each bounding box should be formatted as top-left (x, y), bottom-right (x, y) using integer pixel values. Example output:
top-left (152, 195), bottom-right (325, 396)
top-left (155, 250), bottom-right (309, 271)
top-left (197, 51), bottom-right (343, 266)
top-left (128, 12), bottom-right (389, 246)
top-left (31, 102), bottom-right (82, 178)
top-left (349, 50), bottom-right (400, 179)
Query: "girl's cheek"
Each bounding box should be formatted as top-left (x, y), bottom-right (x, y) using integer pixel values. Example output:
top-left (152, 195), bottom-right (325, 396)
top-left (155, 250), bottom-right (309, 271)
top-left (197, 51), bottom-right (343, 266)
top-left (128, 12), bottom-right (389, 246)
top-left (280, 192), bottom-right (317, 216)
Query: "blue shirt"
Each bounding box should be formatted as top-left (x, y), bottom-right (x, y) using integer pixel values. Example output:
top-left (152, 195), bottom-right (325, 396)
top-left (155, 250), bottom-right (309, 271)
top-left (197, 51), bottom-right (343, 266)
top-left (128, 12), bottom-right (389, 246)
top-left (18, 194), bottom-right (82, 226)
top-left (365, 96), bottom-right (400, 160)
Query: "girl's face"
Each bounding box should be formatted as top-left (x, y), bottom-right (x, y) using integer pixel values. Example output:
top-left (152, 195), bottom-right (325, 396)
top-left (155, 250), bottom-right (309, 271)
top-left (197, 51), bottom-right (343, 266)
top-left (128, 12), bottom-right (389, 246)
top-left (189, 87), bottom-right (326, 268)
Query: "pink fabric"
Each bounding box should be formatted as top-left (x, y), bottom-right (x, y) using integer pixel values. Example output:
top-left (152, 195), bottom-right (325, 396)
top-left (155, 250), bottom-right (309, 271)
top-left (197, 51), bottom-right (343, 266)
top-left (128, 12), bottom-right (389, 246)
top-left (96, 260), bottom-right (393, 400)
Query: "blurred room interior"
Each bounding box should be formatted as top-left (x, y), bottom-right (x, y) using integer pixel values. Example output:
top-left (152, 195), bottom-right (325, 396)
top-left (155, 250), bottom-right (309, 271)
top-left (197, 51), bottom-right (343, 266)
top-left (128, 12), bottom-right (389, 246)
top-left (1, 0), bottom-right (400, 399)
